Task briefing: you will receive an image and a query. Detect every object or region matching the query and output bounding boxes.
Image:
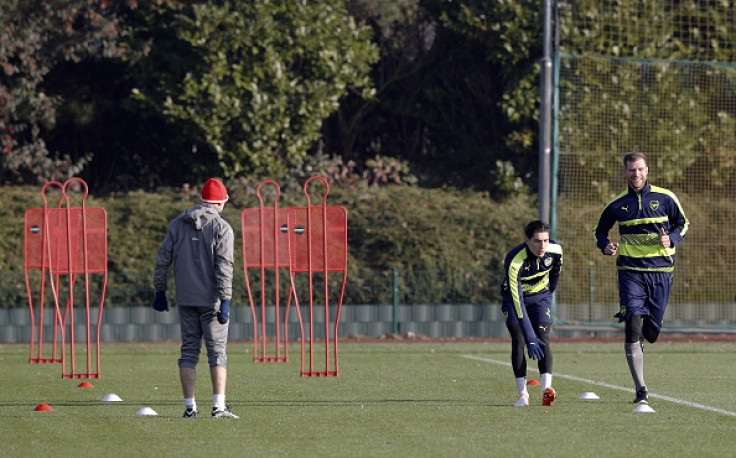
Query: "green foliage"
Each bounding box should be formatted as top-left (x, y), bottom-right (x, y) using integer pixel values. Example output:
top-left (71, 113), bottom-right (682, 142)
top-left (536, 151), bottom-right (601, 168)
top-left (4, 0), bottom-right (734, 199)
top-left (558, 57), bottom-right (736, 201)
top-left (334, 185), bottom-right (535, 303)
top-left (557, 1), bottom-right (736, 195)
top-left (555, 2), bottom-right (736, 310)
top-left (428, 0), bottom-right (543, 167)
top-left (339, 185), bottom-right (533, 271)
top-left (2, 180), bottom-right (729, 307)
top-left (0, 0), bottom-right (129, 184)
top-left (490, 160), bottom-right (529, 199)
top-left (1, 183), bottom-right (536, 307)
top-left (326, 0), bottom-right (543, 195)
top-left (347, 0), bottom-right (420, 38)
top-left (560, 0), bottom-right (736, 62)
top-left (156, 0), bottom-right (379, 178)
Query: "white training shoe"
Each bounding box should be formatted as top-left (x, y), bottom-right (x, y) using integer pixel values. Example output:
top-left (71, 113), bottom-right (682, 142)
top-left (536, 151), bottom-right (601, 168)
top-left (514, 392), bottom-right (530, 407)
top-left (212, 406), bottom-right (239, 419)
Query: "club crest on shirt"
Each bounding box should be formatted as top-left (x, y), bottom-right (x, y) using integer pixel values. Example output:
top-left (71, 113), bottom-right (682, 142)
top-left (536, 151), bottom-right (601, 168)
top-left (544, 257), bottom-right (552, 267)
top-left (650, 200), bottom-right (659, 211)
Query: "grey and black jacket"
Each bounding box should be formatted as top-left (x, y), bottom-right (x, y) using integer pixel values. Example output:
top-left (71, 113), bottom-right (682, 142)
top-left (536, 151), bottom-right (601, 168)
top-left (153, 203), bottom-right (234, 307)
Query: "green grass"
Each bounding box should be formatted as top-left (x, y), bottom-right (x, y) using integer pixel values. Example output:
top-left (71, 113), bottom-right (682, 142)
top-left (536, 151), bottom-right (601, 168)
top-left (2, 340), bottom-right (735, 457)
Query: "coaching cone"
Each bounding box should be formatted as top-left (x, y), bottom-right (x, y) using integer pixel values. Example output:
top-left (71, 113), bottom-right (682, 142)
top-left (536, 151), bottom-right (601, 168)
top-left (34, 403), bottom-right (54, 412)
top-left (633, 404), bottom-right (655, 413)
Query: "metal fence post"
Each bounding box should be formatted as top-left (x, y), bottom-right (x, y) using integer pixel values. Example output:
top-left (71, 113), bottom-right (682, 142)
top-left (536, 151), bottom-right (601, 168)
top-left (589, 266), bottom-right (595, 322)
top-left (392, 268), bottom-right (399, 334)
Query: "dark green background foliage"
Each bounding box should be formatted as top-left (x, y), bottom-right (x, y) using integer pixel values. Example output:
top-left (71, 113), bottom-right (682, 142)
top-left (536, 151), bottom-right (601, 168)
top-left (4, 1), bottom-right (733, 309)
top-left (337, 186), bottom-right (535, 304)
top-left (2, 184), bottom-right (536, 308)
top-left (1, 0), bottom-right (549, 196)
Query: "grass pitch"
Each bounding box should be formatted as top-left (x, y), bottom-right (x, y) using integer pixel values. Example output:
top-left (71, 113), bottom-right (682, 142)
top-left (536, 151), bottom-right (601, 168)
top-left (1, 339), bottom-right (735, 457)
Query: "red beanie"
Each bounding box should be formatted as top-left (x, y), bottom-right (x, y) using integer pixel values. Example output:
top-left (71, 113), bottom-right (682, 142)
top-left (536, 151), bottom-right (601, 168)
top-left (201, 178), bottom-right (229, 204)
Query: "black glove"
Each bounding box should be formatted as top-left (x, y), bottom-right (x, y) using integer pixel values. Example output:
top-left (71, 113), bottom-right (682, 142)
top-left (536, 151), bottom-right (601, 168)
top-left (613, 305), bottom-right (626, 323)
top-left (153, 291), bottom-right (169, 312)
top-left (217, 299), bottom-right (230, 324)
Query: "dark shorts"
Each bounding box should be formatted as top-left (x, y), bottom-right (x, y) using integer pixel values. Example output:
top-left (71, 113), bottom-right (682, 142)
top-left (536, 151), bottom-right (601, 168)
top-left (178, 305), bottom-right (229, 368)
top-left (618, 270), bottom-right (673, 330)
top-left (502, 292), bottom-right (553, 327)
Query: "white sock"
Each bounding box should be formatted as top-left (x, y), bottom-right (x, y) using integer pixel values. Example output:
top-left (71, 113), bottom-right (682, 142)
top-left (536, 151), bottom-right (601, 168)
top-left (184, 397), bottom-right (197, 411)
top-left (540, 372), bottom-right (553, 396)
top-left (515, 377), bottom-right (528, 395)
top-left (540, 372), bottom-right (553, 390)
top-left (213, 394), bottom-right (225, 411)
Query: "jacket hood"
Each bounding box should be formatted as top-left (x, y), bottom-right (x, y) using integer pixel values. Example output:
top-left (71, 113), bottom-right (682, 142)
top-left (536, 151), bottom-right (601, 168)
top-left (181, 204), bottom-right (220, 230)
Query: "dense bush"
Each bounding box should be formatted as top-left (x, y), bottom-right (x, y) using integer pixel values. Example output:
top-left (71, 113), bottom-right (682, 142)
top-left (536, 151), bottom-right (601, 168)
top-left (2, 183), bottom-right (536, 308)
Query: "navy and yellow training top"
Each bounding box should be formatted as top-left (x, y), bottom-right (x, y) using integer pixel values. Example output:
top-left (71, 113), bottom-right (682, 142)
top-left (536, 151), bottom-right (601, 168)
top-left (594, 182), bottom-right (689, 273)
top-left (501, 241), bottom-right (563, 322)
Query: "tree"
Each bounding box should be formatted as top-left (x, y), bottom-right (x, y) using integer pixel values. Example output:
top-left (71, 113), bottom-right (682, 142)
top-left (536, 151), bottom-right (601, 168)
top-left (0, 0), bottom-right (129, 184)
top-left (322, 0), bottom-right (542, 196)
top-left (143, 0), bottom-right (379, 179)
top-left (557, 0), bottom-right (736, 198)
top-left (426, 0), bottom-right (543, 193)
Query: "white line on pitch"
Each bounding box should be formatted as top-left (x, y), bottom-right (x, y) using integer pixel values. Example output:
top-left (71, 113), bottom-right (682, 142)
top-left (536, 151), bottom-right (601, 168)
top-left (460, 354), bottom-right (736, 418)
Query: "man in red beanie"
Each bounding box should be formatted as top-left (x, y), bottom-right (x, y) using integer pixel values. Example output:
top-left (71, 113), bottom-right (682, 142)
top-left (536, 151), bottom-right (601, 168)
top-left (153, 178), bottom-right (238, 418)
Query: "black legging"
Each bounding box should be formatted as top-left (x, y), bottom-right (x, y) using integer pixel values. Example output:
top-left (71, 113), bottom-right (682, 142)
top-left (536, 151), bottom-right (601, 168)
top-left (507, 321), bottom-right (553, 378)
top-left (625, 314), bottom-right (660, 344)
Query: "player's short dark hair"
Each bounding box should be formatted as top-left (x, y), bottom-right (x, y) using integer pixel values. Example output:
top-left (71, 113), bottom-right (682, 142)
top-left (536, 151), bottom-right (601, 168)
top-left (623, 152), bottom-right (647, 167)
top-left (525, 220), bottom-right (550, 239)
